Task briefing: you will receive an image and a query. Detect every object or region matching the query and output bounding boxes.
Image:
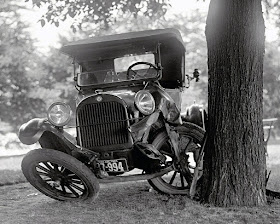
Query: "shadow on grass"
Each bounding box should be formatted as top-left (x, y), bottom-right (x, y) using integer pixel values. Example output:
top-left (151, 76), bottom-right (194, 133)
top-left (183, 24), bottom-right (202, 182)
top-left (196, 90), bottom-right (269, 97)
top-left (1, 170), bottom-right (280, 224)
top-left (15, 181), bottom-right (280, 224)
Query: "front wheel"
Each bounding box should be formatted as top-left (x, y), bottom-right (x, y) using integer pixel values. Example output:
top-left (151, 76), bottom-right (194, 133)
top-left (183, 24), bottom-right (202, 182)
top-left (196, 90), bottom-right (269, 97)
top-left (21, 149), bottom-right (100, 202)
top-left (148, 122), bottom-right (205, 195)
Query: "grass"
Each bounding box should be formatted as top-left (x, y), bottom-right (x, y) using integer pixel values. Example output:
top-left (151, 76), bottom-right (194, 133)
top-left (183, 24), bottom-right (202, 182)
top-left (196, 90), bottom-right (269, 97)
top-left (267, 164), bottom-right (280, 192)
top-left (0, 144), bottom-right (280, 223)
top-left (0, 181), bottom-right (280, 224)
top-left (0, 170), bottom-right (26, 186)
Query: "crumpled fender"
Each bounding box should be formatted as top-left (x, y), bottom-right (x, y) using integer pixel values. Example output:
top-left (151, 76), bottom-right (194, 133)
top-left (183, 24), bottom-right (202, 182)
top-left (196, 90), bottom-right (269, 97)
top-left (130, 111), bottom-right (160, 142)
top-left (129, 96), bottom-right (182, 142)
top-left (154, 86), bottom-right (182, 125)
top-left (18, 118), bottom-right (76, 147)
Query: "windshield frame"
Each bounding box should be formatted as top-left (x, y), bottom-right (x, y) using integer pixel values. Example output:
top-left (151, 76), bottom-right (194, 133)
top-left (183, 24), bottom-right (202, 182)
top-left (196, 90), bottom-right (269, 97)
top-left (75, 51), bottom-right (161, 88)
top-left (75, 67), bottom-right (161, 89)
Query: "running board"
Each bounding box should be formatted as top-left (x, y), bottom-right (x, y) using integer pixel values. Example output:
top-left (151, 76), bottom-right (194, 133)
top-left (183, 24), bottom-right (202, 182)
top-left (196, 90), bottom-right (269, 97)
top-left (98, 166), bottom-right (173, 184)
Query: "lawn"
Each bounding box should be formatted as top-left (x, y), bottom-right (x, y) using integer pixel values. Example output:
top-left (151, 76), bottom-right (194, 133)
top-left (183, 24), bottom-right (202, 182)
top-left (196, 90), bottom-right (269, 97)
top-left (0, 144), bottom-right (279, 223)
top-left (0, 181), bottom-right (279, 224)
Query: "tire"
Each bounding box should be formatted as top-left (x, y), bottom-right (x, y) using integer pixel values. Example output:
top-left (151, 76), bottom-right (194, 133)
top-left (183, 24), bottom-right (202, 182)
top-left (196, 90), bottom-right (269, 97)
top-left (148, 122), bottom-right (205, 195)
top-left (21, 148), bottom-right (100, 202)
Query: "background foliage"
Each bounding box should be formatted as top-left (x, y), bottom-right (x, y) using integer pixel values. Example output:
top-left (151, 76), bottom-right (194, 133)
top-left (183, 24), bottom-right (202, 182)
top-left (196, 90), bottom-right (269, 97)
top-left (0, 2), bottom-right (46, 133)
top-left (1, 0), bottom-right (280, 143)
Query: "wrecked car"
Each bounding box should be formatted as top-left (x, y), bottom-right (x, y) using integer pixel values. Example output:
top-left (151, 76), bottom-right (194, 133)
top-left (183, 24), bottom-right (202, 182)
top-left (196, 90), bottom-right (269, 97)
top-left (19, 28), bottom-right (206, 201)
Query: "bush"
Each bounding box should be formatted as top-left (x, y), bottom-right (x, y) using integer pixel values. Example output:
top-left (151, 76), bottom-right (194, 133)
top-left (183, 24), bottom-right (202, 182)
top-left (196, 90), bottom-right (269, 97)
top-left (0, 132), bottom-right (36, 156)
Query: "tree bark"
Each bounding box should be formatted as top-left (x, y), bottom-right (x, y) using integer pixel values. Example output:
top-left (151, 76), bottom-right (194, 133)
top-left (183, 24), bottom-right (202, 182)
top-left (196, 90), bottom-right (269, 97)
top-left (202, 0), bottom-right (266, 206)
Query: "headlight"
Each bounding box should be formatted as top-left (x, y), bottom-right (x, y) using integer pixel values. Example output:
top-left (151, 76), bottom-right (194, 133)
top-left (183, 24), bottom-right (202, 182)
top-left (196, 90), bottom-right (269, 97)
top-left (135, 90), bottom-right (155, 115)
top-left (47, 102), bottom-right (72, 127)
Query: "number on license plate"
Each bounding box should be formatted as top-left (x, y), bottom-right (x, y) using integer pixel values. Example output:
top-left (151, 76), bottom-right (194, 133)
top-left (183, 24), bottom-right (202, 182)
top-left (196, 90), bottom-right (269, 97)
top-left (99, 159), bottom-right (128, 172)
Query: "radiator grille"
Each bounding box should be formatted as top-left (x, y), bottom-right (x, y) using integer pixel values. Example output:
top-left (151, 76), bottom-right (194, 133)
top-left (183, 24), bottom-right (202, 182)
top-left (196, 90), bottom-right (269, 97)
top-left (77, 101), bottom-right (129, 149)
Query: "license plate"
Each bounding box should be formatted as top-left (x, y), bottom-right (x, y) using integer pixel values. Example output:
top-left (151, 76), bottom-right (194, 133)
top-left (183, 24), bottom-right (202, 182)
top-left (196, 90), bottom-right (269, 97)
top-left (99, 159), bottom-right (128, 172)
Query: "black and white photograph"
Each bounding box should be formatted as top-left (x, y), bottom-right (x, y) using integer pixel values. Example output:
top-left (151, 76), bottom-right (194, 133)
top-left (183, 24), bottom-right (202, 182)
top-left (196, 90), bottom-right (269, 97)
top-left (1, 0), bottom-right (280, 223)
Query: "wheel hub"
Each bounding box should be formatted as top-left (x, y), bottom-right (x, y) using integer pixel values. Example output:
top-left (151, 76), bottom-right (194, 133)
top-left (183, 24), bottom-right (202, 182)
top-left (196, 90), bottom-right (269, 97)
top-left (50, 180), bottom-right (61, 188)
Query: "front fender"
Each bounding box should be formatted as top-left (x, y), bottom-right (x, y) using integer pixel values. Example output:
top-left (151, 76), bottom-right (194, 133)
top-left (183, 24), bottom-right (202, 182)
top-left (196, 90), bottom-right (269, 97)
top-left (18, 118), bottom-right (77, 148)
top-left (18, 118), bottom-right (46, 145)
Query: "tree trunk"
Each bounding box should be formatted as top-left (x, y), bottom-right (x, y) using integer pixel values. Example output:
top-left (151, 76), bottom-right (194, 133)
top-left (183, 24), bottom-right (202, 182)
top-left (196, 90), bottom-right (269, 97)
top-left (202, 0), bottom-right (266, 206)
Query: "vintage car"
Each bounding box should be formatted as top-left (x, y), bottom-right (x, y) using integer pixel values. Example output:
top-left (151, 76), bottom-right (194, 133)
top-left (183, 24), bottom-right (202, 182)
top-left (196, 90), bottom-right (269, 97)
top-left (18, 28), bottom-right (206, 201)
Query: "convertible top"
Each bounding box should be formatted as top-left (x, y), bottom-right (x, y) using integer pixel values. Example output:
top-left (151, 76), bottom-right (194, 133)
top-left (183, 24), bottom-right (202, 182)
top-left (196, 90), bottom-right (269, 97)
top-left (61, 28), bottom-right (185, 61)
top-left (61, 28), bottom-right (186, 88)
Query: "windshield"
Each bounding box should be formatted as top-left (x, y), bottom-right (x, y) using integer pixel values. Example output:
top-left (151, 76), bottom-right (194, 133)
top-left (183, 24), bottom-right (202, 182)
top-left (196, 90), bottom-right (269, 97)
top-left (77, 53), bottom-right (158, 87)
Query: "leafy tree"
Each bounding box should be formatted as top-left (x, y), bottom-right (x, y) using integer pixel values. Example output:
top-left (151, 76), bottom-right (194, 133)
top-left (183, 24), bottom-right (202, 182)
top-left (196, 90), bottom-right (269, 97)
top-left (0, 1), bottom-right (79, 133)
top-left (261, 0), bottom-right (280, 135)
top-left (263, 0), bottom-right (280, 28)
top-left (0, 2), bottom-right (46, 132)
top-left (26, 0), bottom-right (268, 206)
top-left (263, 40), bottom-right (280, 136)
top-left (29, 0), bottom-right (170, 31)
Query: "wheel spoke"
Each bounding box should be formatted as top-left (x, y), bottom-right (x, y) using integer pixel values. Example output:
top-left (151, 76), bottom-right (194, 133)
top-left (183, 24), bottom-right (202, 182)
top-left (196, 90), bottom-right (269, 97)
top-left (69, 183), bottom-right (85, 193)
top-left (52, 163), bottom-right (59, 172)
top-left (42, 178), bottom-right (53, 182)
top-left (71, 179), bottom-right (83, 184)
top-left (42, 162), bottom-right (54, 171)
top-left (36, 171), bottom-right (51, 177)
top-left (60, 166), bottom-right (66, 174)
top-left (180, 173), bottom-right (185, 188)
top-left (65, 184), bottom-right (80, 197)
top-left (61, 183), bottom-right (67, 194)
top-left (36, 164), bottom-right (51, 174)
top-left (67, 174), bottom-right (80, 181)
top-left (169, 171), bottom-right (177, 185)
top-left (67, 173), bottom-right (76, 177)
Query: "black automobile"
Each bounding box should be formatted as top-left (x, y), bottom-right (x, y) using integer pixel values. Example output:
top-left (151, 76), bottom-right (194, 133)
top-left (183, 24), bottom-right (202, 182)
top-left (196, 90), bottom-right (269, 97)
top-left (19, 28), bottom-right (206, 202)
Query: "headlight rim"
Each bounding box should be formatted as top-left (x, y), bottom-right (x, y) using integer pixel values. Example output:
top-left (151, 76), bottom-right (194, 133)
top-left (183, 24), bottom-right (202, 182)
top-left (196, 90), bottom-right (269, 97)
top-left (47, 102), bottom-right (72, 127)
top-left (134, 90), bottom-right (155, 115)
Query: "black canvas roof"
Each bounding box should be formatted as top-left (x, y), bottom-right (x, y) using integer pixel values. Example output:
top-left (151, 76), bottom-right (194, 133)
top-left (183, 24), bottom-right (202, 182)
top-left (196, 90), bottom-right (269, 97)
top-left (60, 28), bottom-right (185, 62)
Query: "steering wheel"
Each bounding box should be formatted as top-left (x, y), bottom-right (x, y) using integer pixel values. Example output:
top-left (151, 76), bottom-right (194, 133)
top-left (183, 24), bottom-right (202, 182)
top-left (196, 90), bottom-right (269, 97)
top-left (126, 62), bottom-right (158, 80)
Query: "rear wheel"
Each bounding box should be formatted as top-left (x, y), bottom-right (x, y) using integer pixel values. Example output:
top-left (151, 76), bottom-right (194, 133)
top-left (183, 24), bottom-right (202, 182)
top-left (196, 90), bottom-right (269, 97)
top-left (21, 148), bottom-right (100, 202)
top-left (148, 122), bottom-right (205, 195)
